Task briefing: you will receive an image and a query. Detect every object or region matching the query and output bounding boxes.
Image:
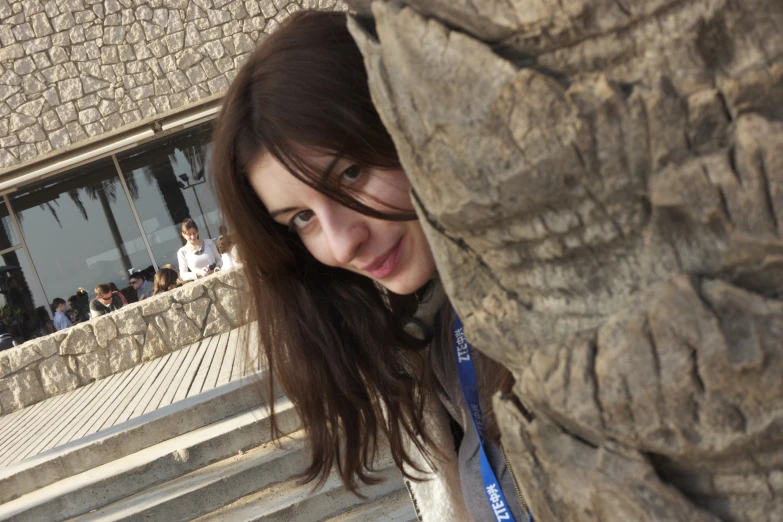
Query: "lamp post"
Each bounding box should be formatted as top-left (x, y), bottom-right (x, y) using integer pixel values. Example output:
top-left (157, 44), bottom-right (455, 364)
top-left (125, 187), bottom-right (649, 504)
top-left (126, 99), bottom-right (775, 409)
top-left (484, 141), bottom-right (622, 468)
top-left (177, 169), bottom-right (212, 238)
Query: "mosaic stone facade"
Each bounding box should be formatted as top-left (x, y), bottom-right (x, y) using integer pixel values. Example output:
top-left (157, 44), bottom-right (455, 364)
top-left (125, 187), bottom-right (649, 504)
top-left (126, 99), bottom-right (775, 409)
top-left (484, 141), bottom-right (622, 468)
top-left (0, 0), bottom-right (347, 170)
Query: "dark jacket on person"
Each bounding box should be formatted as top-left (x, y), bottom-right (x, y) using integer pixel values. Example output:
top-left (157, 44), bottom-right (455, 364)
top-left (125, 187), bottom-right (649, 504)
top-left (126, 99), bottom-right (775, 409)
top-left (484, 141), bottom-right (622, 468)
top-left (89, 292), bottom-right (124, 318)
top-left (0, 332), bottom-right (15, 351)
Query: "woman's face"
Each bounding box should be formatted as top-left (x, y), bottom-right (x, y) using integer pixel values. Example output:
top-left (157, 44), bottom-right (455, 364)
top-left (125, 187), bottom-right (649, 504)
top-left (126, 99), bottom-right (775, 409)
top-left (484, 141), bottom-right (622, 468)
top-left (182, 227), bottom-right (199, 245)
top-left (249, 151), bottom-right (437, 295)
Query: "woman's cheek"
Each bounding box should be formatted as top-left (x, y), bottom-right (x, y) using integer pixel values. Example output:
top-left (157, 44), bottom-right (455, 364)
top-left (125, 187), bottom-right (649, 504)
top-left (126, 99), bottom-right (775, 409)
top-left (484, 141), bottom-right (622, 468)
top-left (366, 170), bottom-right (413, 211)
top-left (302, 236), bottom-right (335, 268)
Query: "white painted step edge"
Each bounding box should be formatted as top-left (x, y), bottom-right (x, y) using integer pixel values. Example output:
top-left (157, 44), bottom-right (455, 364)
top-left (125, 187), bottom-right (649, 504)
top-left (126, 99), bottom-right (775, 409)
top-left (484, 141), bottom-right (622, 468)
top-left (67, 430), bottom-right (313, 522)
top-left (0, 372), bottom-right (277, 505)
top-left (194, 465), bottom-right (412, 522)
top-left (322, 489), bottom-right (418, 522)
top-left (0, 399), bottom-right (300, 522)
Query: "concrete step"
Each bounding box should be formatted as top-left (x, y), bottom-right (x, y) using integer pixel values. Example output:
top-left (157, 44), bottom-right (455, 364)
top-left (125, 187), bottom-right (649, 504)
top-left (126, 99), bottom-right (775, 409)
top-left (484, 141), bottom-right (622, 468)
top-left (323, 489), bottom-right (417, 522)
top-left (66, 430), bottom-right (314, 522)
top-left (0, 398), bottom-right (299, 522)
top-left (192, 460), bottom-right (413, 522)
top-left (0, 373), bottom-right (278, 505)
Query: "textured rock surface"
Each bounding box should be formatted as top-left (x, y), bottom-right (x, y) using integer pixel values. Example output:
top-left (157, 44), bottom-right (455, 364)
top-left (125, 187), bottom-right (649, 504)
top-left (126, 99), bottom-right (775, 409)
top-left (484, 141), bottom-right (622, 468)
top-left (0, 371), bottom-right (45, 412)
top-left (59, 324), bottom-right (97, 355)
top-left (203, 303), bottom-right (230, 338)
top-left (348, 1), bottom-right (783, 520)
top-left (108, 336), bottom-right (141, 374)
top-left (0, 0), bottom-right (349, 171)
top-left (75, 350), bottom-right (112, 384)
top-left (92, 315), bottom-right (118, 349)
top-left (38, 356), bottom-right (79, 396)
top-left (0, 269), bottom-right (249, 416)
top-left (184, 296), bottom-right (210, 329)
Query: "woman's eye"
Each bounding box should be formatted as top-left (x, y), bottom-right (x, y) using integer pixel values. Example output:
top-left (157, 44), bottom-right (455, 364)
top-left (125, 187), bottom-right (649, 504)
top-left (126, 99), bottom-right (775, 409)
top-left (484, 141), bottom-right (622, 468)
top-left (339, 165), bottom-right (363, 185)
top-left (289, 210), bottom-right (315, 231)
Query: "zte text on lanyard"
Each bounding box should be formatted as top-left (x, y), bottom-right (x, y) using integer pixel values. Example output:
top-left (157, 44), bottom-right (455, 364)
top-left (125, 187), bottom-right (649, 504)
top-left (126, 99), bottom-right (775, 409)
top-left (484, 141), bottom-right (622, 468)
top-left (453, 314), bottom-right (532, 522)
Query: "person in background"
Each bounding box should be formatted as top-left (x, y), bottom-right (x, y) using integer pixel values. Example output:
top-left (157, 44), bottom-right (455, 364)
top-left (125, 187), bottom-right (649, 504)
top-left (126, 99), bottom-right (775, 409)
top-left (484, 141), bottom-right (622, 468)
top-left (108, 282), bottom-right (128, 305)
top-left (161, 264), bottom-right (185, 286)
top-left (120, 285), bottom-right (139, 305)
top-left (51, 298), bottom-right (72, 332)
top-left (68, 294), bottom-right (90, 324)
top-left (129, 271), bottom-right (154, 300)
top-left (0, 323), bottom-right (15, 351)
top-left (40, 307), bottom-right (55, 335)
top-left (153, 267), bottom-right (180, 295)
top-left (216, 224), bottom-right (228, 243)
top-left (177, 218), bottom-right (222, 281)
top-left (89, 283), bottom-right (124, 318)
top-left (216, 235), bottom-right (239, 270)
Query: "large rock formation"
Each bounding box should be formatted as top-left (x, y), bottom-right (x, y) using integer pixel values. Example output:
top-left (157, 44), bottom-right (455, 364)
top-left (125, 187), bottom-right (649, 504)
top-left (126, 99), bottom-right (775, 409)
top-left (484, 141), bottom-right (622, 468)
top-left (346, 1), bottom-right (783, 520)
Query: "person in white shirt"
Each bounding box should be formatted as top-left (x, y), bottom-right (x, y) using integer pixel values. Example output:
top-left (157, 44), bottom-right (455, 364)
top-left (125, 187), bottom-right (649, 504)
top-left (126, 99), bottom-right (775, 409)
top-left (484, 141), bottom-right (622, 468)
top-left (51, 298), bottom-right (72, 332)
top-left (177, 218), bottom-right (222, 281)
top-left (217, 235), bottom-right (241, 270)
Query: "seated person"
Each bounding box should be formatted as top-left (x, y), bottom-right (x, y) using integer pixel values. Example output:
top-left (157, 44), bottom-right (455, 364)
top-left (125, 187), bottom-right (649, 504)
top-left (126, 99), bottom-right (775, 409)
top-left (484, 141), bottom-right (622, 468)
top-left (153, 267), bottom-right (180, 295)
top-left (89, 283), bottom-right (124, 318)
top-left (108, 282), bottom-right (128, 305)
top-left (68, 294), bottom-right (90, 324)
top-left (51, 298), bottom-right (72, 331)
top-left (129, 271), bottom-right (154, 300)
top-left (0, 323), bottom-right (15, 351)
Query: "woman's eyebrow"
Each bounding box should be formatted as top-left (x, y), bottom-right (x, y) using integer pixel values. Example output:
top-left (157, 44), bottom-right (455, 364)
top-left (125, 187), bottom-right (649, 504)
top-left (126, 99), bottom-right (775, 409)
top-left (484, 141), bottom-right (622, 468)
top-left (267, 156), bottom-right (342, 219)
top-left (320, 156), bottom-right (341, 180)
top-left (269, 206), bottom-right (297, 219)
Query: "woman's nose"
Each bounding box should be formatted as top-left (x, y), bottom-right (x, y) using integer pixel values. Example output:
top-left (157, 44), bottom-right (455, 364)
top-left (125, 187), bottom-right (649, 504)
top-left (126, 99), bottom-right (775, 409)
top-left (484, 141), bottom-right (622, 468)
top-left (321, 206), bottom-right (369, 265)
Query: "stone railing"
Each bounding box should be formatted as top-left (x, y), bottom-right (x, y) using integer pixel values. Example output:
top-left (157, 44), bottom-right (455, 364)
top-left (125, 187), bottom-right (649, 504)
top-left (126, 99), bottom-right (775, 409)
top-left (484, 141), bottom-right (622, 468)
top-left (0, 268), bottom-right (247, 416)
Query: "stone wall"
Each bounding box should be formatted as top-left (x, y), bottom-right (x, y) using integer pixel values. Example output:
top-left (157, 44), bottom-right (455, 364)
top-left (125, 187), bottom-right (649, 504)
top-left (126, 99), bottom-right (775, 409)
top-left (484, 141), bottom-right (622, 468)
top-left (0, 0), bottom-right (347, 170)
top-left (0, 268), bottom-right (247, 416)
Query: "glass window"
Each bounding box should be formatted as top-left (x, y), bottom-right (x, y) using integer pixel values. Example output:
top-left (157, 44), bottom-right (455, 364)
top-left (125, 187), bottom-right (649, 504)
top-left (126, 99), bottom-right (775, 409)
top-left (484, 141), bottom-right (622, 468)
top-left (0, 248), bottom-right (53, 342)
top-left (116, 122), bottom-right (221, 269)
top-left (0, 200), bottom-right (20, 251)
top-left (9, 157), bottom-right (154, 306)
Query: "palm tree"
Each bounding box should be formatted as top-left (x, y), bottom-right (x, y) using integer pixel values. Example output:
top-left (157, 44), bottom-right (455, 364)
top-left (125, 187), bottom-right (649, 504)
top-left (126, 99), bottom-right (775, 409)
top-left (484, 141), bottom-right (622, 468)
top-left (349, 1), bottom-right (783, 520)
top-left (151, 161), bottom-right (191, 228)
top-left (64, 177), bottom-right (132, 274)
top-left (172, 136), bottom-right (212, 237)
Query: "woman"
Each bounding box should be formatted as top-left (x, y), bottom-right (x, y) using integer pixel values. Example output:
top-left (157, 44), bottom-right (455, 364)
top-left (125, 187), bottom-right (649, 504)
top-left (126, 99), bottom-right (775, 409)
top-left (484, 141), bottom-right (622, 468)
top-left (217, 234), bottom-right (240, 270)
top-left (212, 11), bottom-right (529, 522)
top-left (89, 283), bottom-right (124, 318)
top-left (153, 267), bottom-right (180, 295)
top-left (177, 218), bottom-right (222, 281)
top-left (67, 294), bottom-right (89, 324)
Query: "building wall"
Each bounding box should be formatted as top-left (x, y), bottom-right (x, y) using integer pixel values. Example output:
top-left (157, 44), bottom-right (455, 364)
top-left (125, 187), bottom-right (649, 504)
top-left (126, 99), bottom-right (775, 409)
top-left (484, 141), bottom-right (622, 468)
top-left (0, 0), bottom-right (347, 171)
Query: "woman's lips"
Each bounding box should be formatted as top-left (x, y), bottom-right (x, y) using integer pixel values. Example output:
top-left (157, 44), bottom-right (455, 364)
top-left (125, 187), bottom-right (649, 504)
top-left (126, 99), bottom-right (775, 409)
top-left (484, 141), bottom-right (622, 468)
top-left (363, 238), bottom-right (403, 280)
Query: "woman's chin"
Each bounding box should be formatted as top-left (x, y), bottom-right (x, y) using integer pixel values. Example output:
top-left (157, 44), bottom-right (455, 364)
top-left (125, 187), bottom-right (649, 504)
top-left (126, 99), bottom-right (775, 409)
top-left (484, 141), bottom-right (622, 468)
top-left (378, 266), bottom-right (437, 296)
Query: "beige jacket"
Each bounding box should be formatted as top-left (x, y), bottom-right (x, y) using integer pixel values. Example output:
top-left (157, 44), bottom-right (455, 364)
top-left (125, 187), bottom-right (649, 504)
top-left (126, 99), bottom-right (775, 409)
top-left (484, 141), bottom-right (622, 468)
top-left (402, 383), bottom-right (472, 521)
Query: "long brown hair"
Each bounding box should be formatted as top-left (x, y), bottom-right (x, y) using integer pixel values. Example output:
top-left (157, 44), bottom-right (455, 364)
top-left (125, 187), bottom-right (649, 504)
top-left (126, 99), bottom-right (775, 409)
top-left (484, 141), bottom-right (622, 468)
top-left (212, 10), bottom-right (435, 493)
top-left (211, 10), bottom-right (511, 493)
top-left (153, 268), bottom-right (179, 295)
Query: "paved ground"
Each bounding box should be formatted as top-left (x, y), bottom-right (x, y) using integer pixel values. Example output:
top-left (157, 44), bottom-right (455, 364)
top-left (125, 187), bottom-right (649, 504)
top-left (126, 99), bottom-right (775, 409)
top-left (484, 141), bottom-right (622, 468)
top-left (0, 325), bottom-right (261, 468)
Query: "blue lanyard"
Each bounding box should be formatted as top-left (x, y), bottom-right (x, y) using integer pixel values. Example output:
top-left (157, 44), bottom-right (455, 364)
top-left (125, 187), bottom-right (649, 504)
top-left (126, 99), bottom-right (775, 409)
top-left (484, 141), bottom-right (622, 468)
top-left (453, 313), bottom-right (531, 522)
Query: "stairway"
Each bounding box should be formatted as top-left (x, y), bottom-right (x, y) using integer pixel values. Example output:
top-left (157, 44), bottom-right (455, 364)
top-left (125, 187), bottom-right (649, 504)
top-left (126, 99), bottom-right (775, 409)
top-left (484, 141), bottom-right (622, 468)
top-left (0, 373), bottom-right (416, 521)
